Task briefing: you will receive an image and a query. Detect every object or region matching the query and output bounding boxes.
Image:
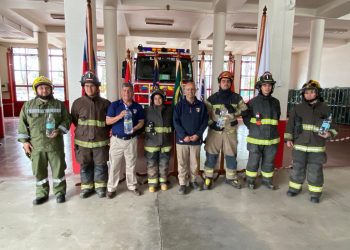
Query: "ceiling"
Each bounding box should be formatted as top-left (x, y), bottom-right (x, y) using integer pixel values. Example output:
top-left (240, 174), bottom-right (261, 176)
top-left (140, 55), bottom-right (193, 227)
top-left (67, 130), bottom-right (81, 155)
top-left (0, 0), bottom-right (350, 54)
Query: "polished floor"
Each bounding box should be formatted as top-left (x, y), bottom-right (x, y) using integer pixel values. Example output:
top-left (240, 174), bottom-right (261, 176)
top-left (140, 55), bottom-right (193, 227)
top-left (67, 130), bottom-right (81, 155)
top-left (1, 118), bottom-right (350, 250)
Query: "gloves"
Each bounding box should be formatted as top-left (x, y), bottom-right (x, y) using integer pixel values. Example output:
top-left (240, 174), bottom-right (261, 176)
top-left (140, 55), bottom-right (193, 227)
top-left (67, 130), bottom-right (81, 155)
top-left (209, 122), bottom-right (224, 131)
top-left (224, 104), bottom-right (236, 114)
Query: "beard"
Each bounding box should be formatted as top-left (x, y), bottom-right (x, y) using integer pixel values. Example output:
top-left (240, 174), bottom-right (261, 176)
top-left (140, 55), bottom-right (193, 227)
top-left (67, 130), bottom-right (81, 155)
top-left (37, 93), bottom-right (53, 100)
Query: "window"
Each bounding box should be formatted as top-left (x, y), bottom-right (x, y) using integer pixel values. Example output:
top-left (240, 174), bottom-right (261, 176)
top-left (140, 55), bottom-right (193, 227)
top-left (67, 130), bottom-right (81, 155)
top-left (96, 50), bottom-right (107, 98)
top-left (13, 48), bottom-right (66, 101)
top-left (240, 55), bottom-right (256, 102)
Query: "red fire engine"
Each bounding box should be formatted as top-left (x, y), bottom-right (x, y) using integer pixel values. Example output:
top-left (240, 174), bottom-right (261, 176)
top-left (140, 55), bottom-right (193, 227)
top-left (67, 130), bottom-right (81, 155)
top-left (123, 45), bottom-right (193, 105)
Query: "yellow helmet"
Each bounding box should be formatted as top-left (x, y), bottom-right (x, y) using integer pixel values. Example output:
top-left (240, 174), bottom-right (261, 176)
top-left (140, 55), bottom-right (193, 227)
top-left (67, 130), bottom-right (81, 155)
top-left (32, 76), bottom-right (53, 93)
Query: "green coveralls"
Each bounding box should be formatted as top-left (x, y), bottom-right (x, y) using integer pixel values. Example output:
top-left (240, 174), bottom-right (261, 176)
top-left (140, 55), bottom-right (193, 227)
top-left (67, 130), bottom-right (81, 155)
top-left (18, 97), bottom-right (71, 198)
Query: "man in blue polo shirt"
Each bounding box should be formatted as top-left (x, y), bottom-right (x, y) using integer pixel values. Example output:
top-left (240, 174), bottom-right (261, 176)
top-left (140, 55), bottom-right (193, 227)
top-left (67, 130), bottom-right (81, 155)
top-left (106, 83), bottom-right (145, 198)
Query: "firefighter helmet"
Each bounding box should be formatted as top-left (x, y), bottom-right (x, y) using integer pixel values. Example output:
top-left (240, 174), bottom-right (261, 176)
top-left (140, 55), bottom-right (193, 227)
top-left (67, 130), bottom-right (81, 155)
top-left (80, 71), bottom-right (101, 86)
top-left (255, 71), bottom-right (276, 90)
top-left (150, 89), bottom-right (166, 105)
top-left (301, 80), bottom-right (322, 95)
top-left (217, 71), bottom-right (234, 83)
top-left (32, 76), bottom-right (53, 93)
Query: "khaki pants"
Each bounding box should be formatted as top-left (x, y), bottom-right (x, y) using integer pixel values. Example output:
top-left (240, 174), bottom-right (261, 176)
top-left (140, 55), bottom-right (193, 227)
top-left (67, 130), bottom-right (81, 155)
top-left (107, 136), bottom-right (138, 192)
top-left (176, 144), bottom-right (200, 186)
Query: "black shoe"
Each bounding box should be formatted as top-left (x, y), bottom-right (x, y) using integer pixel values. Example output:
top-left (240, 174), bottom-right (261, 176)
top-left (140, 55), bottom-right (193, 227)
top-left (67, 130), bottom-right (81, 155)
top-left (130, 188), bottom-right (142, 196)
top-left (56, 195), bottom-right (66, 203)
top-left (33, 196), bottom-right (49, 205)
top-left (225, 179), bottom-right (242, 189)
top-left (178, 185), bottom-right (186, 195)
top-left (203, 178), bottom-right (212, 190)
top-left (190, 182), bottom-right (202, 191)
top-left (262, 179), bottom-right (276, 190)
top-left (80, 189), bottom-right (94, 199)
top-left (310, 197), bottom-right (320, 203)
top-left (286, 190), bottom-right (300, 197)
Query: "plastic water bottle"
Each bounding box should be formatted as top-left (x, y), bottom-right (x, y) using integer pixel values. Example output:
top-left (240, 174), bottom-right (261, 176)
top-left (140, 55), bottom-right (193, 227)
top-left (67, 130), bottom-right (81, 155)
top-left (217, 109), bottom-right (228, 129)
top-left (124, 106), bottom-right (133, 135)
top-left (46, 113), bottom-right (55, 137)
top-left (319, 113), bottom-right (332, 135)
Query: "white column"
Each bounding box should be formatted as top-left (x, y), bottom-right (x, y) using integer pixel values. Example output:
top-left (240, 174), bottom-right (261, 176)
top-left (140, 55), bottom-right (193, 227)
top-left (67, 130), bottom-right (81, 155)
top-left (37, 32), bottom-right (49, 77)
top-left (117, 35), bottom-right (126, 98)
top-left (211, 12), bottom-right (226, 93)
top-left (234, 54), bottom-right (242, 93)
top-left (64, 0), bottom-right (97, 109)
top-left (104, 5), bottom-right (119, 102)
top-left (307, 19), bottom-right (325, 81)
top-left (190, 39), bottom-right (199, 86)
top-left (258, 0), bottom-right (295, 119)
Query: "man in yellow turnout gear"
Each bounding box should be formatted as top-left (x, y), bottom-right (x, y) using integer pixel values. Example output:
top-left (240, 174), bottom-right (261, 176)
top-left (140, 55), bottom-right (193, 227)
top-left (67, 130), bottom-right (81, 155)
top-left (71, 72), bottom-right (111, 198)
top-left (243, 72), bottom-right (281, 190)
top-left (203, 71), bottom-right (249, 190)
top-left (285, 80), bottom-right (337, 203)
top-left (144, 90), bottom-right (173, 192)
top-left (18, 76), bottom-right (71, 205)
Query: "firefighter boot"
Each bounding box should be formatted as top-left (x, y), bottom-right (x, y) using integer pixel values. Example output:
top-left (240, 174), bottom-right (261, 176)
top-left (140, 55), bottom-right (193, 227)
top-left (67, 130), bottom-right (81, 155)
top-left (33, 196), bottom-right (49, 205)
top-left (286, 189), bottom-right (301, 197)
top-left (190, 181), bottom-right (203, 191)
top-left (149, 186), bottom-right (156, 193)
top-left (247, 179), bottom-right (256, 190)
top-left (262, 179), bottom-right (276, 190)
top-left (95, 188), bottom-right (106, 198)
top-left (310, 196), bottom-right (320, 203)
top-left (203, 178), bottom-right (213, 190)
top-left (225, 178), bottom-right (242, 189)
top-left (160, 183), bottom-right (168, 191)
top-left (80, 189), bottom-right (94, 199)
top-left (56, 194), bottom-right (66, 203)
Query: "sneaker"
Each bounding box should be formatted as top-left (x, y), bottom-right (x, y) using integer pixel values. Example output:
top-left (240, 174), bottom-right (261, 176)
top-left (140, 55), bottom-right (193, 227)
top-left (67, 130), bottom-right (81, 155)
top-left (286, 189), bottom-right (300, 197)
top-left (160, 183), bottom-right (168, 191)
top-left (190, 182), bottom-right (202, 191)
top-left (225, 179), bottom-right (241, 189)
top-left (178, 185), bottom-right (186, 195)
top-left (80, 189), bottom-right (94, 199)
top-left (310, 197), bottom-right (320, 203)
top-left (32, 196), bottom-right (49, 205)
top-left (56, 195), bottom-right (66, 203)
top-left (203, 178), bottom-right (212, 190)
top-left (149, 186), bottom-right (156, 193)
top-left (106, 191), bottom-right (116, 199)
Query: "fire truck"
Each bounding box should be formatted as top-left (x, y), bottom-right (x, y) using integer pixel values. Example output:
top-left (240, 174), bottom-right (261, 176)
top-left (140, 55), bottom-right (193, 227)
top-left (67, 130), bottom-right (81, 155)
top-left (124, 45), bottom-right (193, 105)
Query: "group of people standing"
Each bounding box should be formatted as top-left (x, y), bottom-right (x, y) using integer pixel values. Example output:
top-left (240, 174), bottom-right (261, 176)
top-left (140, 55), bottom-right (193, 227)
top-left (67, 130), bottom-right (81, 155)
top-left (18, 69), bottom-right (337, 206)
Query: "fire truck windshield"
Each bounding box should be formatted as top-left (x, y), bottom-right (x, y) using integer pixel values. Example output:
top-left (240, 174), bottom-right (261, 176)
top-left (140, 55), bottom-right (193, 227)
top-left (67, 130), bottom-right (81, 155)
top-left (136, 56), bottom-right (192, 82)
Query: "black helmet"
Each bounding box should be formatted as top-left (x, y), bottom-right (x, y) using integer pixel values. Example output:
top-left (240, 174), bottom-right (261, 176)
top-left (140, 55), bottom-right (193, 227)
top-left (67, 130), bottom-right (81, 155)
top-left (301, 80), bottom-right (322, 95)
top-left (255, 71), bottom-right (276, 90)
top-left (80, 71), bottom-right (101, 86)
top-left (150, 89), bottom-right (165, 105)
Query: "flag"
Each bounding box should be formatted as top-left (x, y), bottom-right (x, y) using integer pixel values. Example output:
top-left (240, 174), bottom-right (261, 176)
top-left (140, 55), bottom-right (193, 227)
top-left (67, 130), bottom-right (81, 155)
top-left (228, 53), bottom-right (235, 92)
top-left (152, 56), bottom-right (160, 90)
top-left (258, 16), bottom-right (270, 77)
top-left (124, 58), bottom-right (131, 83)
top-left (196, 57), bottom-right (205, 101)
top-left (172, 58), bottom-right (183, 106)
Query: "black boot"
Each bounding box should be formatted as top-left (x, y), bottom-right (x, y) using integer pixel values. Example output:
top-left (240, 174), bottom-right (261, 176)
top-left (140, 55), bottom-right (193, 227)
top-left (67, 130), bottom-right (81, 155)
top-left (262, 179), bottom-right (276, 190)
top-left (203, 178), bottom-right (213, 190)
top-left (286, 189), bottom-right (300, 197)
top-left (225, 178), bottom-right (241, 189)
top-left (33, 196), bottom-right (49, 205)
top-left (80, 189), bottom-right (94, 199)
top-left (190, 181), bottom-right (203, 191)
top-left (95, 188), bottom-right (106, 198)
top-left (56, 194), bottom-right (66, 203)
top-left (310, 196), bottom-right (320, 203)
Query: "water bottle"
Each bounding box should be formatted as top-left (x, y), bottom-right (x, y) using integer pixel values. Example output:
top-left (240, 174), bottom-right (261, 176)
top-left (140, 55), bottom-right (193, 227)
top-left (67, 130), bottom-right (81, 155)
top-left (124, 106), bottom-right (133, 135)
top-left (46, 113), bottom-right (55, 137)
top-left (319, 113), bottom-right (332, 136)
top-left (217, 109), bottom-right (228, 129)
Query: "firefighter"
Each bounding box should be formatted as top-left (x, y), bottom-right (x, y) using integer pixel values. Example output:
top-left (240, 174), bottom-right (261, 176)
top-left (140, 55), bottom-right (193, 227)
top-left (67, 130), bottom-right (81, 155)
top-left (18, 76), bottom-right (71, 205)
top-left (144, 90), bottom-right (173, 192)
top-left (243, 72), bottom-right (281, 190)
top-left (285, 80), bottom-right (337, 203)
top-left (71, 71), bottom-right (111, 198)
top-left (203, 71), bottom-right (249, 190)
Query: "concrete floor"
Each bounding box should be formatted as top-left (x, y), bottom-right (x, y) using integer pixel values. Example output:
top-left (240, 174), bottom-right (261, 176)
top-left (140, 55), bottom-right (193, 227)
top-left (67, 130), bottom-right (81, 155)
top-left (1, 167), bottom-right (350, 250)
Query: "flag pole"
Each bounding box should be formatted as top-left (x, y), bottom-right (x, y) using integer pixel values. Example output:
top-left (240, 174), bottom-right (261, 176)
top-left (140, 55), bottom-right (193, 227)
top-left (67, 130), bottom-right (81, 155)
top-left (86, 0), bottom-right (95, 73)
top-left (255, 6), bottom-right (267, 82)
top-left (228, 51), bottom-right (235, 92)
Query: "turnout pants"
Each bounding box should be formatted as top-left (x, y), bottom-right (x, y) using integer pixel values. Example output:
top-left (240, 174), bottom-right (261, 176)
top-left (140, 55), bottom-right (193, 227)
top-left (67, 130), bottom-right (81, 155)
top-left (75, 145), bottom-right (109, 191)
top-left (145, 150), bottom-right (171, 187)
top-left (288, 149), bottom-right (326, 197)
top-left (246, 144), bottom-right (278, 182)
top-left (204, 129), bottom-right (238, 180)
top-left (31, 150), bottom-right (67, 198)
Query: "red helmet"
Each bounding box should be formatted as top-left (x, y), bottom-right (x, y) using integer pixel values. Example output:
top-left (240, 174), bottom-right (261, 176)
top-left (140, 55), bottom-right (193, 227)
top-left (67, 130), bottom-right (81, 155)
top-left (217, 71), bottom-right (234, 83)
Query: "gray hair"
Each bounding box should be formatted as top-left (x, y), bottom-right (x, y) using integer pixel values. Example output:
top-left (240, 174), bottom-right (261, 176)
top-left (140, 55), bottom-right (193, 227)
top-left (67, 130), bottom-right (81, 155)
top-left (122, 82), bottom-right (134, 91)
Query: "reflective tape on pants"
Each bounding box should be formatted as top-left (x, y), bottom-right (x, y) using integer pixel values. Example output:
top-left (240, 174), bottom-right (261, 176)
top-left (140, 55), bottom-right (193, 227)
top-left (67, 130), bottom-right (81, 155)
top-left (308, 184), bottom-right (323, 193)
top-left (289, 181), bottom-right (302, 190)
top-left (36, 178), bottom-right (48, 186)
top-left (246, 170), bottom-right (258, 178)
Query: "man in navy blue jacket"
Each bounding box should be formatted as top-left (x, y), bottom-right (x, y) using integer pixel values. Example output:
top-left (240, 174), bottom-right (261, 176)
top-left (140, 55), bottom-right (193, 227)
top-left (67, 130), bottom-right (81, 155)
top-left (173, 82), bottom-right (208, 194)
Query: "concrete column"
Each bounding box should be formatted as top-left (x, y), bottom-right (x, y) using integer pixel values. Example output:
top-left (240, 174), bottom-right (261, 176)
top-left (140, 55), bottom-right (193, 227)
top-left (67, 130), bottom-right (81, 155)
top-left (190, 39), bottom-right (199, 86)
top-left (211, 12), bottom-right (226, 93)
top-left (307, 19), bottom-right (325, 81)
top-left (37, 32), bottom-right (49, 77)
top-left (258, 0), bottom-right (295, 119)
top-left (117, 35), bottom-right (126, 98)
top-left (233, 54), bottom-right (242, 93)
top-left (64, 0), bottom-right (97, 108)
top-left (104, 5), bottom-right (119, 102)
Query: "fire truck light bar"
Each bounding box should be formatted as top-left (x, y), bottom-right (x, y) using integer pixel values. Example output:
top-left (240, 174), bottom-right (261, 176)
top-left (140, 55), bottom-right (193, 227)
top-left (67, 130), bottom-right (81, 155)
top-left (137, 45), bottom-right (189, 53)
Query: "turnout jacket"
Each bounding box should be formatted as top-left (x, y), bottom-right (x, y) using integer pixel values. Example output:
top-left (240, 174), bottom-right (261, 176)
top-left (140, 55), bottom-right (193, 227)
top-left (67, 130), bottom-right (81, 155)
top-left (144, 105), bottom-right (173, 152)
top-left (71, 95), bottom-right (111, 148)
top-left (284, 100), bottom-right (337, 152)
top-left (173, 97), bottom-right (208, 145)
top-left (243, 93), bottom-right (281, 145)
top-left (18, 97), bottom-right (71, 152)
